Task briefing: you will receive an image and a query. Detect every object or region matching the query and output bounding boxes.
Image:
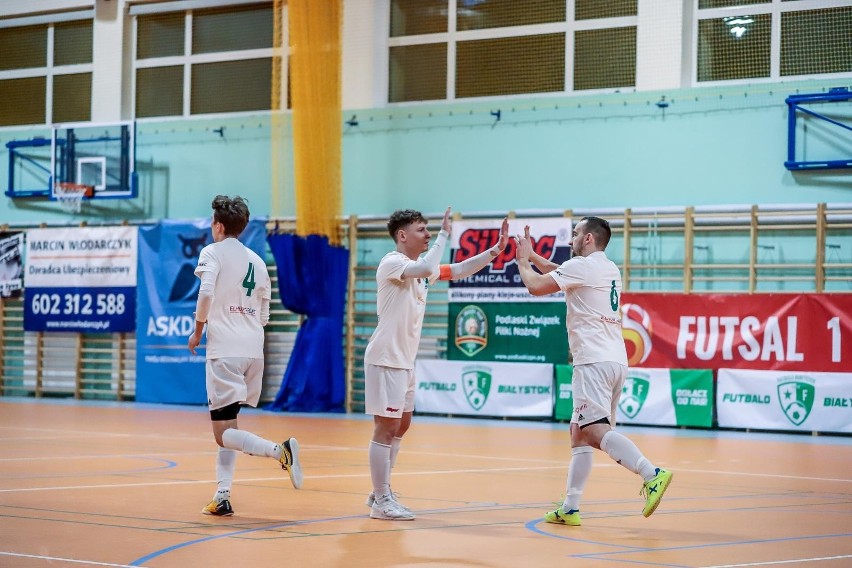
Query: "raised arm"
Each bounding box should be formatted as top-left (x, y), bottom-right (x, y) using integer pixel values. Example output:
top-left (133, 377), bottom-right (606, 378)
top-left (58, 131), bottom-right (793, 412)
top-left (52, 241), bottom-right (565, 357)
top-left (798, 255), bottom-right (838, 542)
top-left (402, 206), bottom-right (452, 278)
top-left (516, 229), bottom-right (560, 296)
top-left (442, 216), bottom-right (509, 280)
top-left (523, 225), bottom-right (559, 274)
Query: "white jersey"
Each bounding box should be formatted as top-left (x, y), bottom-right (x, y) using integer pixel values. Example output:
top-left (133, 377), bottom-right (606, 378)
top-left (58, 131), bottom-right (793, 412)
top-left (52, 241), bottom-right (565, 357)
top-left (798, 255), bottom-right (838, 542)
top-left (364, 251), bottom-right (439, 370)
top-left (549, 251), bottom-right (628, 366)
top-left (194, 237), bottom-right (271, 359)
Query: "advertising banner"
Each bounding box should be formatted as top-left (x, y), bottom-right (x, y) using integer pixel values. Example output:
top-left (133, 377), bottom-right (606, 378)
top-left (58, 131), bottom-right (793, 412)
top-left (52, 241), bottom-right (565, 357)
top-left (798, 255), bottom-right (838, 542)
top-left (135, 219), bottom-right (266, 405)
top-left (447, 217), bottom-right (571, 363)
top-left (23, 227), bottom-right (137, 333)
top-left (415, 359), bottom-right (553, 417)
top-left (621, 293), bottom-right (852, 372)
top-left (554, 365), bottom-right (713, 427)
top-left (717, 368), bottom-right (852, 433)
top-left (0, 231), bottom-right (24, 298)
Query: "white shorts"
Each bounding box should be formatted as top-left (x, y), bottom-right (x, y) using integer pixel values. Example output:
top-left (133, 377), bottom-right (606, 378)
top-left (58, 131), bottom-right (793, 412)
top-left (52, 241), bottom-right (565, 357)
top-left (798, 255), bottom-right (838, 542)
top-left (206, 357), bottom-right (263, 411)
top-left (365, 364), bottom-right (415, 418)
top-left (571, 361), bottom-right (626, 428)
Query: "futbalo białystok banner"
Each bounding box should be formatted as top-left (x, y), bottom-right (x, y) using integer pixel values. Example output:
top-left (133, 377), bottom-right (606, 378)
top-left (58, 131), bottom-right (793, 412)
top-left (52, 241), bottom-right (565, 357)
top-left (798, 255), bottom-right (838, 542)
top-left (554, 365), bottom-right (713, 427)
top-left (717, 368), bottom-right (852, 433)
top-left (415, 359), bottom-right (553, 417)
top-left (448, 218), bottom-right (571, 364)
top-left (24, 227), bottom-right (137, 333)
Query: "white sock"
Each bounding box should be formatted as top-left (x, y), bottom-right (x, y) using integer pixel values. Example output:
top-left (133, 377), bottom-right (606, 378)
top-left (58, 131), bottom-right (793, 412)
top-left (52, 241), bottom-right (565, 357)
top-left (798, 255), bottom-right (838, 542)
top-left (390, 437), bottom-right (402, 469)
top-left (600, 430), bottom-right (657, 481)
top-left (216, 447), bottom-right (237, 497)
top-left (563, 446), bottom-right (594, 512)
top-left (369, 440), bottom-right (391, 497)
top-left (222, 428), bottom-right (280, 459)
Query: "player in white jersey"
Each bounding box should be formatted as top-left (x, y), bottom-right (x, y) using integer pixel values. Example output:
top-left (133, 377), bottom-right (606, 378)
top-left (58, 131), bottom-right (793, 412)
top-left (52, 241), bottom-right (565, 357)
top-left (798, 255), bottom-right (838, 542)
top-left (365, 207), bottom-right (509, 520)
top-left (515, 216), bottom-right (672, 525)
top-left (188, 195), bottom-right (303, 517)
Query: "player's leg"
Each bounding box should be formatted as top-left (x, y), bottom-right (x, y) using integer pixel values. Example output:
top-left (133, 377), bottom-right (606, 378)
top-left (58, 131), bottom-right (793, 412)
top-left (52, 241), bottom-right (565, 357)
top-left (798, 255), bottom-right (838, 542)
top-left (202, 409), bottom-right (238, 516)
top-left (390, 368), bottom-right (415, 467)
top-left (209, 359), bottom-right (302, 488)
top-left (365, 364), bottom-right (414, 520)
top-left (586, 362), bottom-right (672, 517)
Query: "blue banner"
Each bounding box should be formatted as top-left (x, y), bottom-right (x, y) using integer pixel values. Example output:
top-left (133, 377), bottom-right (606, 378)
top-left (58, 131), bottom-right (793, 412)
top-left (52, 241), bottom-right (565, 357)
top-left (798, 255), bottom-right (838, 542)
top-left (135, 218), bottom-right (267, 405)
top-left (24, 286), bottom-right (135, 332)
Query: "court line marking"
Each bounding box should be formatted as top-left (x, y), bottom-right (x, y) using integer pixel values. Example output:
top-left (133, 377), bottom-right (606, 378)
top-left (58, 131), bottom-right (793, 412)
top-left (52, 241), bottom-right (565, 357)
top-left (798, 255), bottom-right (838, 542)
top-left (0, 465), bottom-right (567, 494)
top-left (567, 531), bottom-right (852, 564)
top-left (673, 467), bottom-right (852, 484)
top-left (703, 556), bottom-right (852, 567)
top-left (0, 551), bottom-right (147, 567)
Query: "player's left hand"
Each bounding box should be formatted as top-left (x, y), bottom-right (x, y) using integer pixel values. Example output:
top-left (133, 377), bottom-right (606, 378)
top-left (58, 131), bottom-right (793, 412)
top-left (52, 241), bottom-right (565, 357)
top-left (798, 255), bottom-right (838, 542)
top-left (515, 225), bottom-right (533, 261)
top-left (497, 217), bottom-right (509, 251)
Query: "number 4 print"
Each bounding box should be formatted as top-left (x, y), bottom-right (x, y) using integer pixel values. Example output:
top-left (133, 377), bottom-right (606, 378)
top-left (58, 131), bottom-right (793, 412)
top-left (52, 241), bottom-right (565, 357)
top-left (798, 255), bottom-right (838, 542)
top-left (243, 263), bottom-right (256, 297)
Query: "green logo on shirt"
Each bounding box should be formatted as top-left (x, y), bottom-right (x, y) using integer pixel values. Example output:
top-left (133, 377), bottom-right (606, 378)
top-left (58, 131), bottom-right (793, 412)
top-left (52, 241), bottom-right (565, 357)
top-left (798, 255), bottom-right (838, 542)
top-left (609, 280), bottom-right (619, 311)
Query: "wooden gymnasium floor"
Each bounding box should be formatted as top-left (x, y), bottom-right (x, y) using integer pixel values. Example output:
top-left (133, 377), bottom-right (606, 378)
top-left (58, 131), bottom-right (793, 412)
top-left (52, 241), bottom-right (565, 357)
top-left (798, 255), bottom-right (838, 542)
top-left (0, 399), bottom-right (850, 568)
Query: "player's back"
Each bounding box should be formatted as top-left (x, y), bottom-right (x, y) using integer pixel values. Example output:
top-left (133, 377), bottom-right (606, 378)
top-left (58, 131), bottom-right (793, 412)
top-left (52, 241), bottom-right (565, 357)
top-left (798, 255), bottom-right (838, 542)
top-left (204, 238), bottom-right (269, 358)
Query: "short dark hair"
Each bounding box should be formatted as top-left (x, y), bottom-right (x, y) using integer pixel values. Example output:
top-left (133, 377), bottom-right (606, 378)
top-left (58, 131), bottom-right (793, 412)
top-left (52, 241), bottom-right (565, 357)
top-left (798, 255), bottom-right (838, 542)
top-left (212, 195), bottom-right (250, 237)
top-left (580, 216), bottom-right (611, 249)
top-left (387, 209), bottom-right (427, 242)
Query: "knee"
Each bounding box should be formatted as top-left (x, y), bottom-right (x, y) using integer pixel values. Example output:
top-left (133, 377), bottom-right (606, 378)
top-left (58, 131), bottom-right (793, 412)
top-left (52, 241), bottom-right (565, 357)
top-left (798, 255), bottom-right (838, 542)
top-left (373, 423), bottom-right (398, 444)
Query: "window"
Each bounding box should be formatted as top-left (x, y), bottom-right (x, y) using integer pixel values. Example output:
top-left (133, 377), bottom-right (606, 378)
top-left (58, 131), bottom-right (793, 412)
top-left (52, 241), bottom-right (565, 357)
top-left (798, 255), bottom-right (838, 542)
top-left (388, 0), bottom-right (637, 103)
top-left (0, 20), bottom-right (92, 126)
top-left (695, 0), bottom-right (851, 84)
top-left (134, 3), bottom-right (279, 118)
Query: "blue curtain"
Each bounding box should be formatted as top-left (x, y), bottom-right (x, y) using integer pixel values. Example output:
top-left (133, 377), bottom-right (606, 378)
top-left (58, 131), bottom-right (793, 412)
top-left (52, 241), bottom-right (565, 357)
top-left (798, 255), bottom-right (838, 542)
top-left (266, 234), bottom-right (348, 412)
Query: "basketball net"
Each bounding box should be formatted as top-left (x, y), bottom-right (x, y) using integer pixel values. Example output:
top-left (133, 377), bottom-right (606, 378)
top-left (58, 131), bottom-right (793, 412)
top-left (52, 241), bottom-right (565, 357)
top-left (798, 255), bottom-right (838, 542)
top-left (54, 182), bottom-right (93, 214)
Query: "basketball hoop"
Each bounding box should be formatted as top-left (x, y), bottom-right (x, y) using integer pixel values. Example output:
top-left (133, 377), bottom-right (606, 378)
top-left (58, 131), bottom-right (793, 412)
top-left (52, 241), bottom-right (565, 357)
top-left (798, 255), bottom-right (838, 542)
top-left (54, 182), bottom-right (93, 214)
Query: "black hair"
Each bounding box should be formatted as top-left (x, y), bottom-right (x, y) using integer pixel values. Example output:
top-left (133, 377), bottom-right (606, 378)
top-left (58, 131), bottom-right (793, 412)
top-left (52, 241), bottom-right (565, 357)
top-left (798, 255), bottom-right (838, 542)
top-left (580, 216), bottom-right (611, 249)
top-left (212, 195), bottom-right (250, 237)
top-left (387, 209), bottom-right (427, 242)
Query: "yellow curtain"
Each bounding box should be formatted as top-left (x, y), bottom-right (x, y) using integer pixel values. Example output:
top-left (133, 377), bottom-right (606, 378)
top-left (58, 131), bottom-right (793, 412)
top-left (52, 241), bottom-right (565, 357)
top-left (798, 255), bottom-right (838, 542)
top-left (287, 0), bottom-right (343, 244)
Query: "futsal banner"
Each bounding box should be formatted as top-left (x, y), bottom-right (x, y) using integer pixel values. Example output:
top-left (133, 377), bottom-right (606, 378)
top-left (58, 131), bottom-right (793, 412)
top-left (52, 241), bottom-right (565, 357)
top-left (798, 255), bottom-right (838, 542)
top-left (717, 368), bottom-right (852, 433)
top-left (447, 217), bottom-right (571, 364)
top-left (0, 231), bottom-right (24, 298)
top-left (23, 227), bottom-right (137, 332)
top-left (554, 365), bottom-right (713, 427)
top-left (415, 359), bottom-right (553, 417)
top-left (620, 293), bottom-right (852, 372)
top-left (135, 218), bottom-right (266, 405)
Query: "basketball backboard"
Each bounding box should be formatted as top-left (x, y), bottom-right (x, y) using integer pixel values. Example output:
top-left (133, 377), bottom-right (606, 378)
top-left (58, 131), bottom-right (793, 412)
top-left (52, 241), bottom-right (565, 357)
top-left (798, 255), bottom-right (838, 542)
top-left (4, 121), bottom-right (137, 200)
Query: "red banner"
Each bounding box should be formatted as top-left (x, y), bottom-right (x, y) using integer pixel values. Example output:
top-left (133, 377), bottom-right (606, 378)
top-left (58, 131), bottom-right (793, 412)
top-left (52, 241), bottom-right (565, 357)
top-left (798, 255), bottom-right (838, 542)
top-left (620, 293), bottom-right (852, 372)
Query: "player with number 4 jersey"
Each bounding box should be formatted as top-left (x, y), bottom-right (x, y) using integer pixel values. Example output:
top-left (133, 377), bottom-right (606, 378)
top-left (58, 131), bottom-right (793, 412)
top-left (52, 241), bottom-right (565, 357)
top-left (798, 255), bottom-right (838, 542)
top-left (189, 195), bottom-right (302, 518)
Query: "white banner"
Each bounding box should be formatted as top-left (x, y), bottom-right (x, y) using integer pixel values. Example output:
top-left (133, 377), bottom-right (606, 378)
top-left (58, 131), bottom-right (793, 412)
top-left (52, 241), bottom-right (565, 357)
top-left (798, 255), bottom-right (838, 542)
top-left (415, 359), bottom-right (553, 417)
top-left (616, 368), bottom-right (677, 426)
top-left (25, 227), bottom-right (138, 288)
top-left (717, 368), bottom-right (852, 433)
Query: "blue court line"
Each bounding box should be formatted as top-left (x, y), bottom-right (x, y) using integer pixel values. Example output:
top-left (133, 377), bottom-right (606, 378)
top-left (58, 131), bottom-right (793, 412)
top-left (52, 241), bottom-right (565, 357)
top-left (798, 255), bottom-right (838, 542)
top-left (128, 511), bottom-right (511, 565)
top-left (2, 457), bottom-right (177, 479)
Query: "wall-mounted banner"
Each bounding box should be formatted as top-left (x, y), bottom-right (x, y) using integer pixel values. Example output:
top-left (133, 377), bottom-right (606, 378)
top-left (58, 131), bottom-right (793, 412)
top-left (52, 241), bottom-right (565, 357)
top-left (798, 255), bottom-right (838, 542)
top-left (621, 293), bottom-right (852, 372)
top-left (24, 227), bottom-right (137, 333)
top-left (717, 368), bottom-right (852, 434)
top-left (554, 365), bottom-right (713, 427)
top-left (448, 218), bottom-right (572, 363)
top-left (0, 232), bottom-right (24, 298)
top-left (135, 218), bottom-right (266, 405)
top-left (415, 359), bottom-right (553, 417)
